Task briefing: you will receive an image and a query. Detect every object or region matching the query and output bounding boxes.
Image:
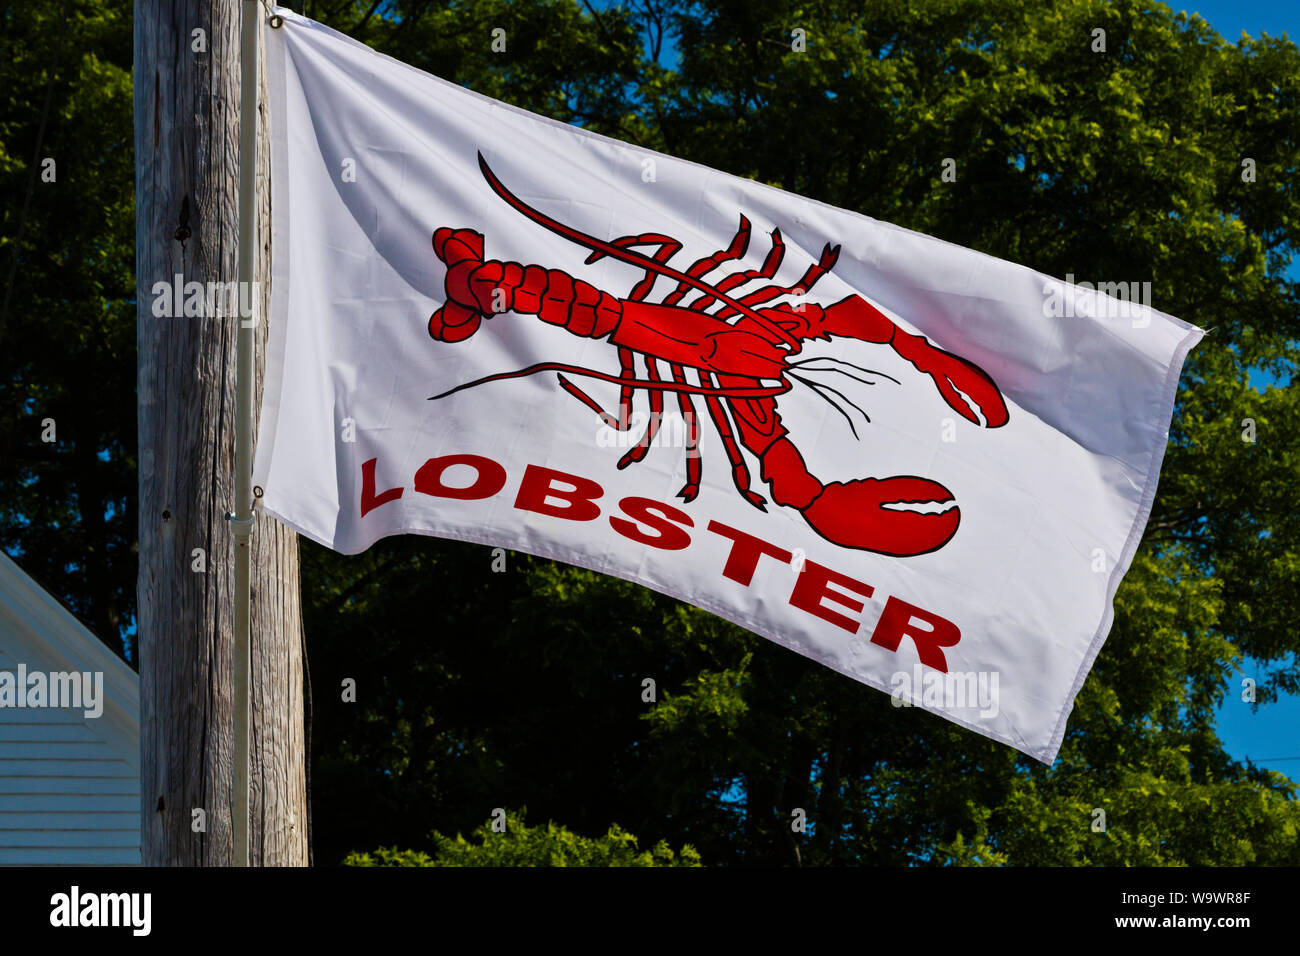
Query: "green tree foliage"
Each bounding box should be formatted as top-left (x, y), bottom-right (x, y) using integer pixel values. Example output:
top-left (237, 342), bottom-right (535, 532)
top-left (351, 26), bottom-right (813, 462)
top-left (342, 810), bottom-right (701, 866)
top-left (2, 0), bottom-right (1297, 865)
top-left (0, 0), bottom-right (135, 655)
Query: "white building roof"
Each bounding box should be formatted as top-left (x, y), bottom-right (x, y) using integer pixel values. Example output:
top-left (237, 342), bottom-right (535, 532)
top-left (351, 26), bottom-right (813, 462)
top-left (0, 551), bottom-right (140, 864)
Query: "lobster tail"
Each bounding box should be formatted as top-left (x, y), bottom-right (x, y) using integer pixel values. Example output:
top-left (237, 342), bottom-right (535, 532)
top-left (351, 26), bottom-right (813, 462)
top-left (433, 226), bottom-right (483, 264)
top-left (428, 226), bottom-right (622, 342)
top-left (429, 300), bottom-right (482, 342)
top-left (435, 228), bottom-right (487, 312)
top-left (429, 228), bottom-right (488, 341)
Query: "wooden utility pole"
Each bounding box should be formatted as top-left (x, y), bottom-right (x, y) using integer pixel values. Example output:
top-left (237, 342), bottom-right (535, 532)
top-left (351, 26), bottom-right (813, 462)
top-left (134, 1), bottom-right (307, 865)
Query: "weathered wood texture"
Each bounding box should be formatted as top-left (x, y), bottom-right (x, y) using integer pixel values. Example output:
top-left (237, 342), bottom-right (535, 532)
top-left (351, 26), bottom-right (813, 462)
top-left (134, 1), bottom-right (306, 865)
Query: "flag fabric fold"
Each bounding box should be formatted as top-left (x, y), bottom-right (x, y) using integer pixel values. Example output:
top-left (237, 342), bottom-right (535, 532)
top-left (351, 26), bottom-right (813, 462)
top-left (255, 7), bottom-right (1203, 763)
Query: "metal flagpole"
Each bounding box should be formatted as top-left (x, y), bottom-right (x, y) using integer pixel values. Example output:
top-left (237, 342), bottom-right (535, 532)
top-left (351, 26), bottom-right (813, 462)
top-left (230, 0), bottom-right (262, 868)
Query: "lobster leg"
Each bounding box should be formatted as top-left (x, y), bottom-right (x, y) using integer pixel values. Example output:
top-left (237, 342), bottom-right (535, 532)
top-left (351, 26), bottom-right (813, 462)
top-left (555, 345), bottom-right (642, 431)
top-left (685, 229), bottom-right (785, 312)
top-left (614, 346), bottom-right (636, 430)
top-left (713, 243), bottom-right (841, 319)
top-left (664, 216), bottom-right (752, 306)
top-left (701, 371), bottom-right (766, 511)
top-left (557, 358), bottom-right (702, 497)
top-left (584, 234), bottom-right (682, 304)
top-left (556, 375), bottom-right (621, 428)
top-left (671, 363), bottom-right (702, 502)
top-left (618, 357), bottom-right (665, 469)
top-left (572, 235), bottom-right (683, 434)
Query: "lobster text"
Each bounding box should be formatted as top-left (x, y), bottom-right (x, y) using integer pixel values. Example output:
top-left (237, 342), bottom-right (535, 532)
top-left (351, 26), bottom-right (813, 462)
top-left (361, 455), bottom-right (962, 671)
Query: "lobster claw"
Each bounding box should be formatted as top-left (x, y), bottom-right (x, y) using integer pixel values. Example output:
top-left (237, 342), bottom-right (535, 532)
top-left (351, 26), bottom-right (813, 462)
top-left (891, 330), bottom-right (1009, 428)
top-left (802, 475), bottom-right (961, 556)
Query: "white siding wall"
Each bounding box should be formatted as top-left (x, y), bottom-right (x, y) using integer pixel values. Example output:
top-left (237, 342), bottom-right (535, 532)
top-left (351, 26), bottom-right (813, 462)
top-left (0, 555), bottom-right (141, 865)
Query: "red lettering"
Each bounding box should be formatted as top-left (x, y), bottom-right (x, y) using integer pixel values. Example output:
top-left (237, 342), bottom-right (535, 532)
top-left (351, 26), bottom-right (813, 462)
top-left (869, 597), bottom-right (960, 672)
top-left (360, 457), bottom-right (403, 516)
top-left (705, 520), bottom-right (792, 585)
top-left (789, 560), bottom-right (874, 633)
top-left (514, 464), bottom-right (603, 520)
top-left (610, 497), bottom-right (694, 550)
top-left (414, 453), bottom-right (507, 500)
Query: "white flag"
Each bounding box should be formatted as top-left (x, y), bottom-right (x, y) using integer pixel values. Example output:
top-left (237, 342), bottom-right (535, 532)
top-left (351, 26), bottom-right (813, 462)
top-left (255, 9), bottom-right (1203, 763)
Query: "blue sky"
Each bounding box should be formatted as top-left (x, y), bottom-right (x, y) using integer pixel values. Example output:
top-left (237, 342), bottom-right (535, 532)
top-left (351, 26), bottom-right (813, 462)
top-left (1176, 0), bottom-right (1296, 44)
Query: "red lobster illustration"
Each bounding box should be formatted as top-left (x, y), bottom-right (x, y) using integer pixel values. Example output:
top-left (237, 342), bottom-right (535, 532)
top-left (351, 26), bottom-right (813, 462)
top-left (427, 154), bottom-right (1009, 556)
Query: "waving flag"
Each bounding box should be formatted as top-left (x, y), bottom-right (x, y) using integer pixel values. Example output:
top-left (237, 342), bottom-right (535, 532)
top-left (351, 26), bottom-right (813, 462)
top-left (254, 8), bottom-right (1203, 763)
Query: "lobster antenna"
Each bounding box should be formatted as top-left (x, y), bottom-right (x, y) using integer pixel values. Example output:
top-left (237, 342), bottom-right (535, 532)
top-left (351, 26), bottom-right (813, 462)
top-left (810, 377), bottom-right (872, 425)
top-left (476, 152), bottom-right (801, 350)
top-left (788, 371), bottom-right (867, 439)
top-left (796, 365), bottom-right (881, 389)
top-left (788, 356), bottom-right (903, 387)
top-left (430, 361), bottom-right (789, 402)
